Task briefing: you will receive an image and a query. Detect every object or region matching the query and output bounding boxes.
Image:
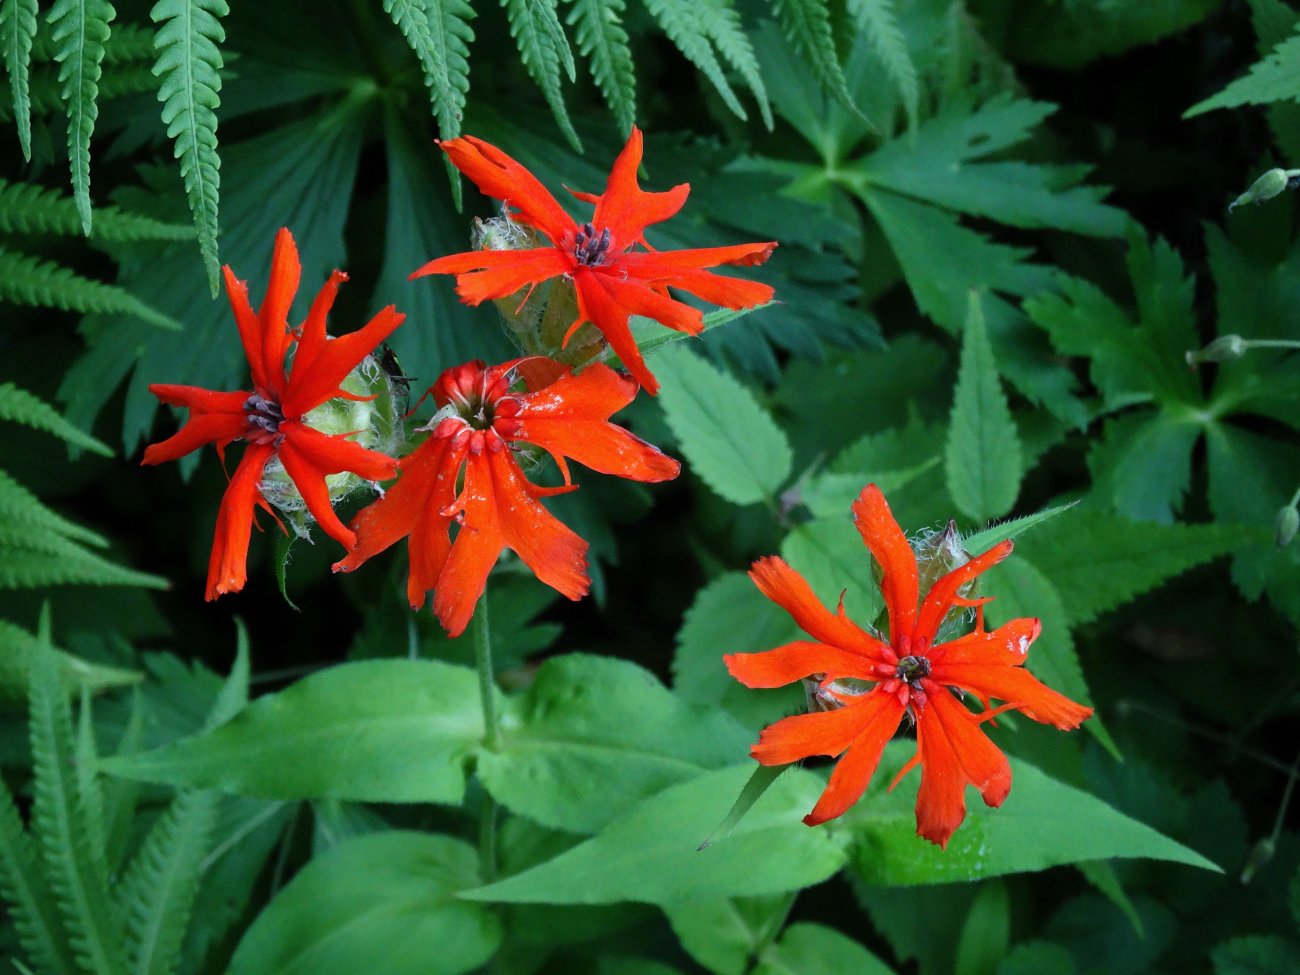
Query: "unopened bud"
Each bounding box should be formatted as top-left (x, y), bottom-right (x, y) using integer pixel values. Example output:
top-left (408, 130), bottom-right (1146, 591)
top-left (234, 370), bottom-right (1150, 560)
top-left (1186, 334), bottom-right (1246, 368)
top-left (1240, 836), bottom-right (1276, 884)
top-left (1229, 168), bottom-right (1300, 211)
top-left (1276, 504), bottom-right (1299, 548)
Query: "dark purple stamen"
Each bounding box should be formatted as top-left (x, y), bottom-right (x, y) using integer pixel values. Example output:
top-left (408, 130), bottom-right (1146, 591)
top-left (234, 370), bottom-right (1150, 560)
top-left (896, 655), bottom-right (931, 691)
top-left (244, 393), bottom-right (286, 444)
top-left (573, 222), bottom-right (613, 267)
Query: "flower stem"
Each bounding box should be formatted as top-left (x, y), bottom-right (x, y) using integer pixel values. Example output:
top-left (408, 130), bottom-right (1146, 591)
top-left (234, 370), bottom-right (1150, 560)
top-left (472, 597), bottom-right (500, 882)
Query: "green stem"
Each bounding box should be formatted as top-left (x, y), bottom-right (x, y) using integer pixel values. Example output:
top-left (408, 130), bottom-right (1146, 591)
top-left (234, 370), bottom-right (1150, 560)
top-left (1116, 698), bottom-right (1295, 775)
top-left (472, 597), bottom-right (499, 882)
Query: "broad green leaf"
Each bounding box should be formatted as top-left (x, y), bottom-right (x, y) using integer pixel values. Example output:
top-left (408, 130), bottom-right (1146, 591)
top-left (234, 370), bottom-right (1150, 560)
top-left (478, 654), bottom-right (749, 834)
top-left (673, 571), bottom-right (802, 729)
top-left (228, 832), bottom-right (501, 975)
top-left (837, 745), bottom-right (1219, 885)
top-left (1187, 26), bottom-right (1300, 116)
top-left (48, 0), bottom-right (115, 234)
top-left (151, 0), bottom-right (228, 295)
top-left (699, 763), bottom-right (789, 850)
top-left (99, 660), bottom-right (487, 803)
top-left (954, 881), bottom-right (1010, 975)
top-left (754, 922), bottom-right (896, 975)
top-left (946, 293), bottom-right (1023, 523)
top-left (462, 765), bottom-right (847, 905)
top-left (655, 344), bottom-right (792, 506)
top-left (1015, 511), bottom-right (1242, 625)
top-left (664, 894), bottom-right (790, 975)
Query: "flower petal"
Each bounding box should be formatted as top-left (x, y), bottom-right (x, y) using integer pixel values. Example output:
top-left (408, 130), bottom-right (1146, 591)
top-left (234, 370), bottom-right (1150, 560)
top-left (851, 485), bottom-right (919, 647)
top-left (411, 246), bottom-right (568, 284)
top-left (222, 265), bottom-right (274, 396)
top-left (572, 272), bottom-right (658, 393)
top-left (281, 305), bottom-right (405, 418)
top-left (928, 617), bottom-right (1041, 668)
top-left (651, 268), bottom-right (775, 310)
top-left (259, 228), bottom-right (301, 383)
top-left (279, 422), bottom-right (398, 484)
top-left (749, 556), bottom-right (893, 663)
top-left (913, 686), bottom-right (1012, 847)
top-left (448, 250), bottom-right (571, 306)
top-left (142, 412), bottom-right (249, 465)
top-left (440, 137), bottom-right (575, 245)
top-left (290, 269), bottom-right (348, 384)
top-left (724, 640), bottom-right (883, 689)
top-left (750, 694), bottom-right (889, 765)
top-left (619, 242), bottom-right (778, 275)
top-left (803, 690), bottom-right (909, 826)
top-left (934, 663), bottom-right (1092, 730)
top-left (591, 127), bottom-right (690, 244)
top-left (205, 444), bottom-right (275, 600)
top-left (914, 541), bottom-right (1014, 648)
top-left (276, 438), bottom-right (355, 550)
top-left (147, 385), bottom-right (249, 413)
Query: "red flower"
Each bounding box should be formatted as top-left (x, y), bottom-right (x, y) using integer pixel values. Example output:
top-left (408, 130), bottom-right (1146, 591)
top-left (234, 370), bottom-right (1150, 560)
top-left (725, 485), bottom-right (1092, 847)
top-left (333, 358), bottom-right (680, 636)
top-left (143, 229), bottom-right (405, 599)
top-left (411, 128), bottom-right (777, 394)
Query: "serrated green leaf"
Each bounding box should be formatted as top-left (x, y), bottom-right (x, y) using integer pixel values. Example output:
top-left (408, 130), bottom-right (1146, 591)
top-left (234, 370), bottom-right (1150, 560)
top-left (463, 765), bottom-right (847, 905)
top-left (47, 0), bottom-right (115, 234)
top-left (0, 248), bottom-right (181, 329)
top-left (0, 178), bottom-right (196, 241)
top-left (228, 832), bottom-right (501, 975)
top-left (0, 0), bottom-right (38, 160)
top-left (1087, 411), bottom-right (1199, 524)
top-left (479, 654), bottom-right (749, 834)
top-left (151, 0), bottom-right (228, 295)
top-left (385, 0), bottom-right (475, 156)
top-left (99, 660), bottom-right (486, 803)
top-left (1187, 25), bottom-right (1300, 116)
top-left (565, 0), bottom-right (635, 133)
top-left (0, 530), bottom-right (169, 590)
top-left (29, 609), bottom-right (128, 975)
top-left (963, 501), bottom-right (1078, 555)
top-left (838, 745), bottom-right (1218, 885)
top-left (0, 382), bottom-right (111, 455)
top-left (644, 0), bottom-right (747, 121)
top-left (773, 0), bottom-right (862, 123)
top-left (654, 345), bottom-right (792, 506)
top-left (0, 619), bottom-right (141, 706)
top-left (503, 0), bottom-right (580, 149)
top-left (848, 0), bottom-right (917, 131)
top-left (946, 293), bottom-right (1023, 523)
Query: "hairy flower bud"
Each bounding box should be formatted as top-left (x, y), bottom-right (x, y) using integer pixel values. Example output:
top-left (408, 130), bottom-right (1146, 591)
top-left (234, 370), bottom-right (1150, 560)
top-left (1229, 168), bottom-right (1300, 211)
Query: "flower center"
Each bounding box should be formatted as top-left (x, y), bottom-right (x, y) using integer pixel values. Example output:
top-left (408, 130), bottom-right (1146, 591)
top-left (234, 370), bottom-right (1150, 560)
top-left (895, 655), bottom-right (931, 689)
top-left (244, 393), bottom-right (285, 445)
top-left (573, 222), bottom-right (613, 267)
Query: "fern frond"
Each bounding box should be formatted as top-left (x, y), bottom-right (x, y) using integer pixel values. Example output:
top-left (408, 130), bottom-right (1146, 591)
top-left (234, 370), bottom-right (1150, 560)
top-left (0, 382), bottom-right (112, 455)
top-left (0, 619), bottom-right (141, 707)
top-left (0, 531), bottom-right (169, 590)
top-left (47, 0), bottom-right (116, 235)
top-left (151, 0), bottom-right (227, 297)
top-left (0, 179), bottom-right (195, 241)
top-left (696, 0), bottom-right (771, 128)
top-left (102, 688), bottom-right (142, 871)
top-left (74, 688), bottom-right (109, 879)
top-left (0, 0), bottom-right (38, 160)
top-left (503, 0), bottom-right (581, 150)
top-left (103, 21), bottom-right (155, 62)
top-left (773, 0), bottom-right (863, 122)
top-left (0, 774), bottom-right (79, 975)
top-left (0, 247), bottom-right (181, 329)
top-left (565, 0), bottom-right (635, 133)
top-left (28, 612), bottom-right (129, 975)
top-left (848, 0), bottom-right (918, 130)
top-left (0, 471), bottom-right (107, 549)
top-left (119, 789), bottom-right (217, 975)
top-left (644, 0), bottom-right (747, 120)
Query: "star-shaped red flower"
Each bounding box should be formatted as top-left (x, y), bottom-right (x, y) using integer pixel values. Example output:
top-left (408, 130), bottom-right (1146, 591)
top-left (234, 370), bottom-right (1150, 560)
top-left (725, 485), bottom-right (1092, 847)
top-left (333, 357), bottom-right (679, 636)
top-left (142, 229), bottom-right (404, 599)
top-left (412, 128), bottom-right (777, 394)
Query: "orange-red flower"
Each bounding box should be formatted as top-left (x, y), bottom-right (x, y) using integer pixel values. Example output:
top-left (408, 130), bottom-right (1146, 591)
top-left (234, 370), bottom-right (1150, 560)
top-left (725, 485), bottom-right (1092, 847)
top-left (143, 229), bottom-right (404, 600)
top-left (333, 357), bottom-right (680, 636)
top-left (411, 128), bottom-right (777, 395)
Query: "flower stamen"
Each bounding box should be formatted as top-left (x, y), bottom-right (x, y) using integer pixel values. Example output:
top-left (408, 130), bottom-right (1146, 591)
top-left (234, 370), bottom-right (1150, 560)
top-left (573, 222), bottom-right (613, 267)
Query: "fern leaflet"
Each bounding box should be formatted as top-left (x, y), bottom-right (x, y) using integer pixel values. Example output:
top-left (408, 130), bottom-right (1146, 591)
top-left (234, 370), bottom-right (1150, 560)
top-left (0, 619), bottom-right (141, 706)
top-left (28, 612), bottom-right (129, 975)
top-left (644, 0), bottom-right (747, 120)
top-left (503, 0), bottom-right (581, 149)
top-left (0, 774), bottom-right (79, 975)
top-left (0, 179), bottom-right (195, 241)
top-left (102, 21), bottom-right (156, 62)
top-left (848, 0), bottom-right (918, 130)
top-left (0, 470), bottom-right (107, 548)
top-left (0, 247), bottom-right (181, 329)
top-left (151, 0), bottom-right (227, 297)
top-left (0, 530), bottom-right (169, 589)
top-left (75, 689), bottom-right (110, 885)
top-left (696, 0), bottom-right (771, 128)
top-left (565, 0), bottom-right (635, 133)
top-left (0, 0), bottom-right (37, 160)
top-left (773, 0), bottom-right (863, 122)
top-left (47, 0), bottom-right (116, 235)
top-left (0, 382), bottom-right (111, 456)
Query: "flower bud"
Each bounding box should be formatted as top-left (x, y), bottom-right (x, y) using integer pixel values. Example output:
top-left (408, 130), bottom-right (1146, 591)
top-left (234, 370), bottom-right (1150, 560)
top-left (1239, 836), bottom-right (1275, 884)
top-left (1229, 168), bottom-right (1298, 211)
top-left (1185, 334), bottom-right (1246, 368)
top-left (1276, 504), bottom-right (1299, 548)
top-left (258, 354), bottom-right (404, 537)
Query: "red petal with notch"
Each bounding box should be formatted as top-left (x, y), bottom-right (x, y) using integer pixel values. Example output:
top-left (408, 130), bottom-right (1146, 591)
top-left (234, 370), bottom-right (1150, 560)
top-left (749, 556), bottom-right (893, 662)
top-left (142, 412), bottom-right (249, 465)
top-left (750, 696), bottom-right (887, 765)
top-left (572, 272), bottom-right (659, 393)
top-left (222, 266), bottom-right (275, 396)
top-left (440, 137), bottom-right (575, 245)
top-left (291, 269), bottom-right (348, 384)
top-left (931, 663), bottom-right (1093, 730)
top-left (259, 228), bottom-right (300, 382)
top-left (280, 423), bottom-right (398, 484)
top-left (591, 127), bottom-right (690, 244)
top-left (619, 242), bottom-right (778, 275)
top-left (282, 305), bottom-right (405, 418)
top-left (851, 485), bottom-right (920, 647)
top-left (644, 268), bottom-right (775, 310)
top-left (276, 438), bottom-right (356, 550)
top-left (913, 686), bottom-right (1012, 847)
top-left (914, 541), bottom-right (1014, 647)
top-left (411, 246), bottom-right (568, 281)
top-left (204, 443), bottom-right (275, 600)
top-left (724, 640), bottom-right (882, 689)
top-left (926, 617), bottom-right (1041, 668)
top-left (447, 250), bottom-right (571, 306)
top-left (148, 385), bottom-right (249, 413)
top-left (803, 690), bottom-right (910, 826)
